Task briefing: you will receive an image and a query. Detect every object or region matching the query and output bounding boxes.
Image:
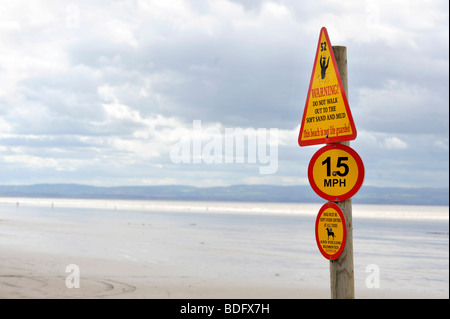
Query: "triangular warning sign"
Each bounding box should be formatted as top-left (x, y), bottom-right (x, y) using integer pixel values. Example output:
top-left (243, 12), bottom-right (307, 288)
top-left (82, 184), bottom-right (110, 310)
top-left (298, 27), bottom-right (357, 147)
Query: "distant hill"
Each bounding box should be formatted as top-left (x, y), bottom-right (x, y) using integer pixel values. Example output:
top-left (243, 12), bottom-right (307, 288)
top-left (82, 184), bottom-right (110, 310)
top-left (0, 184), bottom-right (448, 206)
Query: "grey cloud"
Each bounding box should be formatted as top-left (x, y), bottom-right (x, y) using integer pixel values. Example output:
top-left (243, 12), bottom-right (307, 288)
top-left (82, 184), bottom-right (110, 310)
top-left (0, 0), bottom-right (447, 188)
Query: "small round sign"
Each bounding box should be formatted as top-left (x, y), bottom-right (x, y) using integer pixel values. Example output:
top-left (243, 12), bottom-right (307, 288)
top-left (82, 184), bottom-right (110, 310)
top-left (315, 202), bottom-right (347, 260)
top-left (308, 144), bottom-right (364, 201)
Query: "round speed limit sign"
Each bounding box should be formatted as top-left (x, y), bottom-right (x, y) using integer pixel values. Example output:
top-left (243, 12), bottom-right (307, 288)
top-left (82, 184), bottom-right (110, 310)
top-left (308, 144), bottom-right (364, 201)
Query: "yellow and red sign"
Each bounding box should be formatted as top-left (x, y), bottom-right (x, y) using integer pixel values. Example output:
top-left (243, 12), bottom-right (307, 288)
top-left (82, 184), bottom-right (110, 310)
top-left (308, 144), bottom-right (364, 202)
top-left (315, 202), bottom-right (347, 260)
top-left (298, 27), bottom-right (356, 147)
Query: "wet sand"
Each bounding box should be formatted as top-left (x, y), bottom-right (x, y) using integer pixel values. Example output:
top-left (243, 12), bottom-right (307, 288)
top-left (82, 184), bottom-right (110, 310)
top-left (1, 249), bottom-right (434, 299)
top-left (0, 199), bottom-right (448, 299)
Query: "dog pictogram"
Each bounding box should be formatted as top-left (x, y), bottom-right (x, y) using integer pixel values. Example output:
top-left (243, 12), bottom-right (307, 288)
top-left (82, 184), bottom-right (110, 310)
top-left (326, 226), bottom-right (335, 240)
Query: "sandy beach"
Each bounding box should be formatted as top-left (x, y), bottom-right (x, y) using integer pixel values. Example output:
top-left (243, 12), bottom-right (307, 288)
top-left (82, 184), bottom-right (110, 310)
top-left (1, 249), bottom-right (328, 299)
top-left (0, 199), bottom-right (448, 299)
top-left (1, 250), bottom-right (442, 299)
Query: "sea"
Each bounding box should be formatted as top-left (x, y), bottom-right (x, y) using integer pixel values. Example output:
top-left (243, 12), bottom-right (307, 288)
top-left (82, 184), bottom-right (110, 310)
top-left (0, 197), bottom-right (448, 298)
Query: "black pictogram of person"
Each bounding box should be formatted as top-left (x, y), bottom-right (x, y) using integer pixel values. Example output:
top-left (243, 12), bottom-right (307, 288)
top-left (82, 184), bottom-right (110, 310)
top-left (320, 55), bottom-right (330, 79)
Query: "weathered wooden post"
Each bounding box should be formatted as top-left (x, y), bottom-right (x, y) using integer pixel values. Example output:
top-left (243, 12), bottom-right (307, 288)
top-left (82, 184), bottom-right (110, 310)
top-left (329, 46), bottom-right (355, 299)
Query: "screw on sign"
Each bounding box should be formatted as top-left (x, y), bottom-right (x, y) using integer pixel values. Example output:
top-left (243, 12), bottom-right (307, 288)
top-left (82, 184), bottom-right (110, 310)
top-left (315, 202), bottom-right (347, 260)
top-left (308, 143), bottom-right (364, 202)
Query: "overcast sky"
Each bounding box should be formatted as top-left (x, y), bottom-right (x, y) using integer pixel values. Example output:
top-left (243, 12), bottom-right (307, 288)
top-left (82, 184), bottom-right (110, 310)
top-left (0, 0), bottom-right (448, 189)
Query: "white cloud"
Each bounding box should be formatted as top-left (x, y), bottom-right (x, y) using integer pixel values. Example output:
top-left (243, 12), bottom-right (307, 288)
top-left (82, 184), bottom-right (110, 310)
top-left (2, 153), bottom-right (77, 171)
top-left (383, 137), bottom-right (408, 150)
top-left (434, 140), bottom-right (449, 151)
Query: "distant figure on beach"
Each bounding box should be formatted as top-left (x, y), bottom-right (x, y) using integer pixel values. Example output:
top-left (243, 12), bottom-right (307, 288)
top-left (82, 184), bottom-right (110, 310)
top-left (320, 55), bottom-right (330, 79)
top-left (326, 227), bottom-right (335, 240)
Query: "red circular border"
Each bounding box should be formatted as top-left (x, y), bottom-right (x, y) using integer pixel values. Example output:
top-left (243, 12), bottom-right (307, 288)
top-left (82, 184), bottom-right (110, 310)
top-left (308, 144), bottom-right (365, 202)
top-left (315, 202), bottom-right (347, 260)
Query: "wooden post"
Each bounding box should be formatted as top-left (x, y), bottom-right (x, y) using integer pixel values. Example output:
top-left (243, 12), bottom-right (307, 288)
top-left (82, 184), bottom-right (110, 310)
top-left (329, 45), bottom-right (355, 299)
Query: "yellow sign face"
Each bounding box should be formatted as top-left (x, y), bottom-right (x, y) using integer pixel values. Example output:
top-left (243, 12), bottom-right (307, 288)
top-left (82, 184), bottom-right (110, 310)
top-left (308, 144), bottom-right (364, 201)
top-left (315, 203), bottom-right (347, 260)
top-left (298, 27), bottom-right (356, 146)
